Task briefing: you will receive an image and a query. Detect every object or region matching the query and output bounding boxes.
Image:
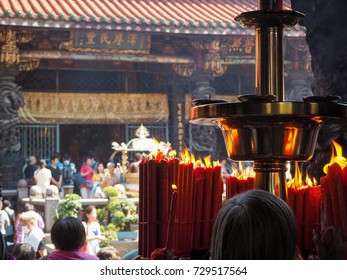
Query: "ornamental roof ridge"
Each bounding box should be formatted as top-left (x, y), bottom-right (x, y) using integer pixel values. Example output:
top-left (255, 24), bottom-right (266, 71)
top-left (0, 0), bottom-right (305, 36)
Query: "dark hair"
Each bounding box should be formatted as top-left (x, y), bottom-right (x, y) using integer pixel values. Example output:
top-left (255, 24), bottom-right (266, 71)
top-left (82, 205), bottom-right (95, 222)
top-left (51, 154), bottom-right (60, 161)
top-left (62, 153), bottom-right (71, 161)
top-left (97, 247), bottom-right (121, 260)
top-left (12, 243), bottom-right (36, 260)
top-left (210, 189), bottom-right (297, 260)
top-left (51, 216), bottom-right (86, 251)
top-left (37, 159), bottom-right (45, 168)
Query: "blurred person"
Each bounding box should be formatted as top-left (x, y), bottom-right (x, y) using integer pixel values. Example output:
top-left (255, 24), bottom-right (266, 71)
top-left (82, 206), bottom-right (105, 256)
top-left (12, 243), bottom-right (36, 260)
top-left (0, 200), bottom-right (10, 258)
top-left (33, 159), bottom-right (52, 197)
top-left (88, 150), bottom-right (99, 171)
top-left (23, 156), bottom-right (37, 188)
top-left (127, 153), bottom-right (143, 173)
top-left (60, 153), bottom-right (77, 197)
top-left (79, 156), bottom-right (94, 199)
top-left (102, 162), bottom-right (120, 187)
top-left (92, 163), bottom-right (106, 198)
top-left (47, 154), bottom-right (63, 194)
top-left (20, 212), bottom-right (47, 258)
top-left (41, 216), bottom-right (98, 260)
top-left (109, 150), bottom-right (122, 167)
top-left (210, 189), bottom-right (297, 260)
top-left (97, 246), bottom-right (121, 260)
top-left (3, 200), bottom-right (15, 248)
top-left (102, 162), bottom-right (126, 197)
top-left (15, 203), bottom-right (45, 244)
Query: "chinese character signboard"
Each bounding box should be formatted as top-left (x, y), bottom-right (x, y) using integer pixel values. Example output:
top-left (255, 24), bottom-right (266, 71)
top-left (221, 36), bottom-right (255, 59)
top-left (69, 30), bottom-right (150, 54)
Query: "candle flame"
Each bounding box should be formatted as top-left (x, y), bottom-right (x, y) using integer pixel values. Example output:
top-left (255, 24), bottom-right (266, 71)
top-left (323, 140), bottom-right (347, 174)
top-left (231, 162), bottom-right (255, 179)
top-left (172, 184), bottom-right (177, 190)
top-left (287, 162), bottom-right (317, 189)
top-left (204, 155), bottom-right (212, 168)
top-left (179, 147), bottom-right (218, 168)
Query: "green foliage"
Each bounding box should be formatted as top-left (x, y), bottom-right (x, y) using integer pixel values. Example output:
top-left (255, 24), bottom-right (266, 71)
top-left (99, 226), bottom-right (117, 248)
top-left (111, 211), bottom-right (139, 231)
top-left (103, 186), bottom-right (119, 198)
top-left (111, 211), bottom-right (127, 231)
top-left (107, 223), bottom-right (116, 231)
top-left (96, 208), bottom-right (107, 223)
top-left (53, 194), bottom-right (82, 221)
top-left (107, 198), bottom-right (136, 213)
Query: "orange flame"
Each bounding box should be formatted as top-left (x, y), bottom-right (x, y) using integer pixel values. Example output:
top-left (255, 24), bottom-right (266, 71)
top-left (172, 184), bottom-right (177, 190)
top-left (179, 147), bottom-right (218, 168)
top-left (323, 140), bottom-right (347, 174)
top-left (231, 162), bottom-right (255, 179)
top-left (287, 162), bottom-right (317, 189)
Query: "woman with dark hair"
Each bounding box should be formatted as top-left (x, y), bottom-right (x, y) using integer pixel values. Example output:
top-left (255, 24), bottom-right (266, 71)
top-left (82, 206), bottom-right (105, 256)
top-left (210, 189), bottom-right (297, 260)
top-left (42, 216), bottom-right (98, 260)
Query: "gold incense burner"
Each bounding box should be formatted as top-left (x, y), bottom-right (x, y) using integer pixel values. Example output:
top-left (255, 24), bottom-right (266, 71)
top-left (190, 1), bottom-right (347, 200)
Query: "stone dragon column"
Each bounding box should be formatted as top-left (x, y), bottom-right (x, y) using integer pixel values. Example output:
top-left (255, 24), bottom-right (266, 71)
top-left (0, 28), bottom-right (38, 194)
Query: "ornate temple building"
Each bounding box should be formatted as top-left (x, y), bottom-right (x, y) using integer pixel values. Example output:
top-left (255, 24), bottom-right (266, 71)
top-left (0, 0), bottom-right (310, 196)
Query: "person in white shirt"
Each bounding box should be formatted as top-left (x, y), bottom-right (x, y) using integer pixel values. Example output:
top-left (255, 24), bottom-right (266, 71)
top-left (0, 200), bottom-right (10, 258)
top-left (82, 206), bottom-right (105, 255)
top-left (33, 160), bottom-right (53, 197)
top-left (0, 200), bottom-right (10, 236)
top-left (20, 211), bottom-right (47, 258)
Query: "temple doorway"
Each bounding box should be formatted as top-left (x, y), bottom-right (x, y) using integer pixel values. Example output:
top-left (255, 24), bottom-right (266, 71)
top-left (60, 124), bottom-right (125, 166)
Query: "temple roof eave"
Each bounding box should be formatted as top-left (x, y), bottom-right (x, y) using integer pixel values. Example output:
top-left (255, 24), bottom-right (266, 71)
top-left (0, 18), bottom-right (305, 37)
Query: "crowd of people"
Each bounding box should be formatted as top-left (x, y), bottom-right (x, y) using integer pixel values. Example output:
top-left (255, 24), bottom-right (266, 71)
top-left (21, 151), bottom-right (143, 199)
top-left (0, 200), bottom-right (122, 260)
top-left (1, 188), bottom-right (345, 260)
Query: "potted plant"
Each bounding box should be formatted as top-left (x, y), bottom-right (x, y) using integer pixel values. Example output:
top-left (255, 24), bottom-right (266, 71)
top-left (53, 193), bottom-right (82, 220)
top-left (103, 186), bottom-right (119, 198)
top-left (100, 223), bottom-right (118, 247)
top-left (107, 198), bottom-right (138, 240)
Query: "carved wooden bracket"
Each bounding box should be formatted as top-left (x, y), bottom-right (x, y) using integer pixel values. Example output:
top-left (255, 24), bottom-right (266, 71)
top-left (191, 39), bottom-right (227, 77)
top-left (0, 28), bottom-right (36, 68)
top-left (172, 63), bottom-right (196, 77)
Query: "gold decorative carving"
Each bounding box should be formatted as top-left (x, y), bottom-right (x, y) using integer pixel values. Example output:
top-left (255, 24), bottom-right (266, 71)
top-left (17, 30), bottom-right (36, 44)
top-left (177, 103), bottom-right (184, 152)
top-left (172, 63), bottom-right (195, 77)
top-left (19, 59), bottom-right (40, 71)
top-left (191, 39), bottom-right (227, 77)
top-left (19, 92), bottom-right (168, 124)
top-left (0, 29), bottom-right (36, 68)
top-left (1, 29), bottom-right (19, 67)
top-left (67, 31), bottom-right (151, 54)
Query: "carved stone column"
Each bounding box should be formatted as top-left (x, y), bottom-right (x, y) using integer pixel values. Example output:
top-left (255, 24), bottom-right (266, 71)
top-left (285, 69), bottom-right (313, 101)
top-left (190, 71), bottom-right (220, 158)
top-left (0, 28), bottom-right (29, 194)
top-left (0, 69), bottom-right (24, 192)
